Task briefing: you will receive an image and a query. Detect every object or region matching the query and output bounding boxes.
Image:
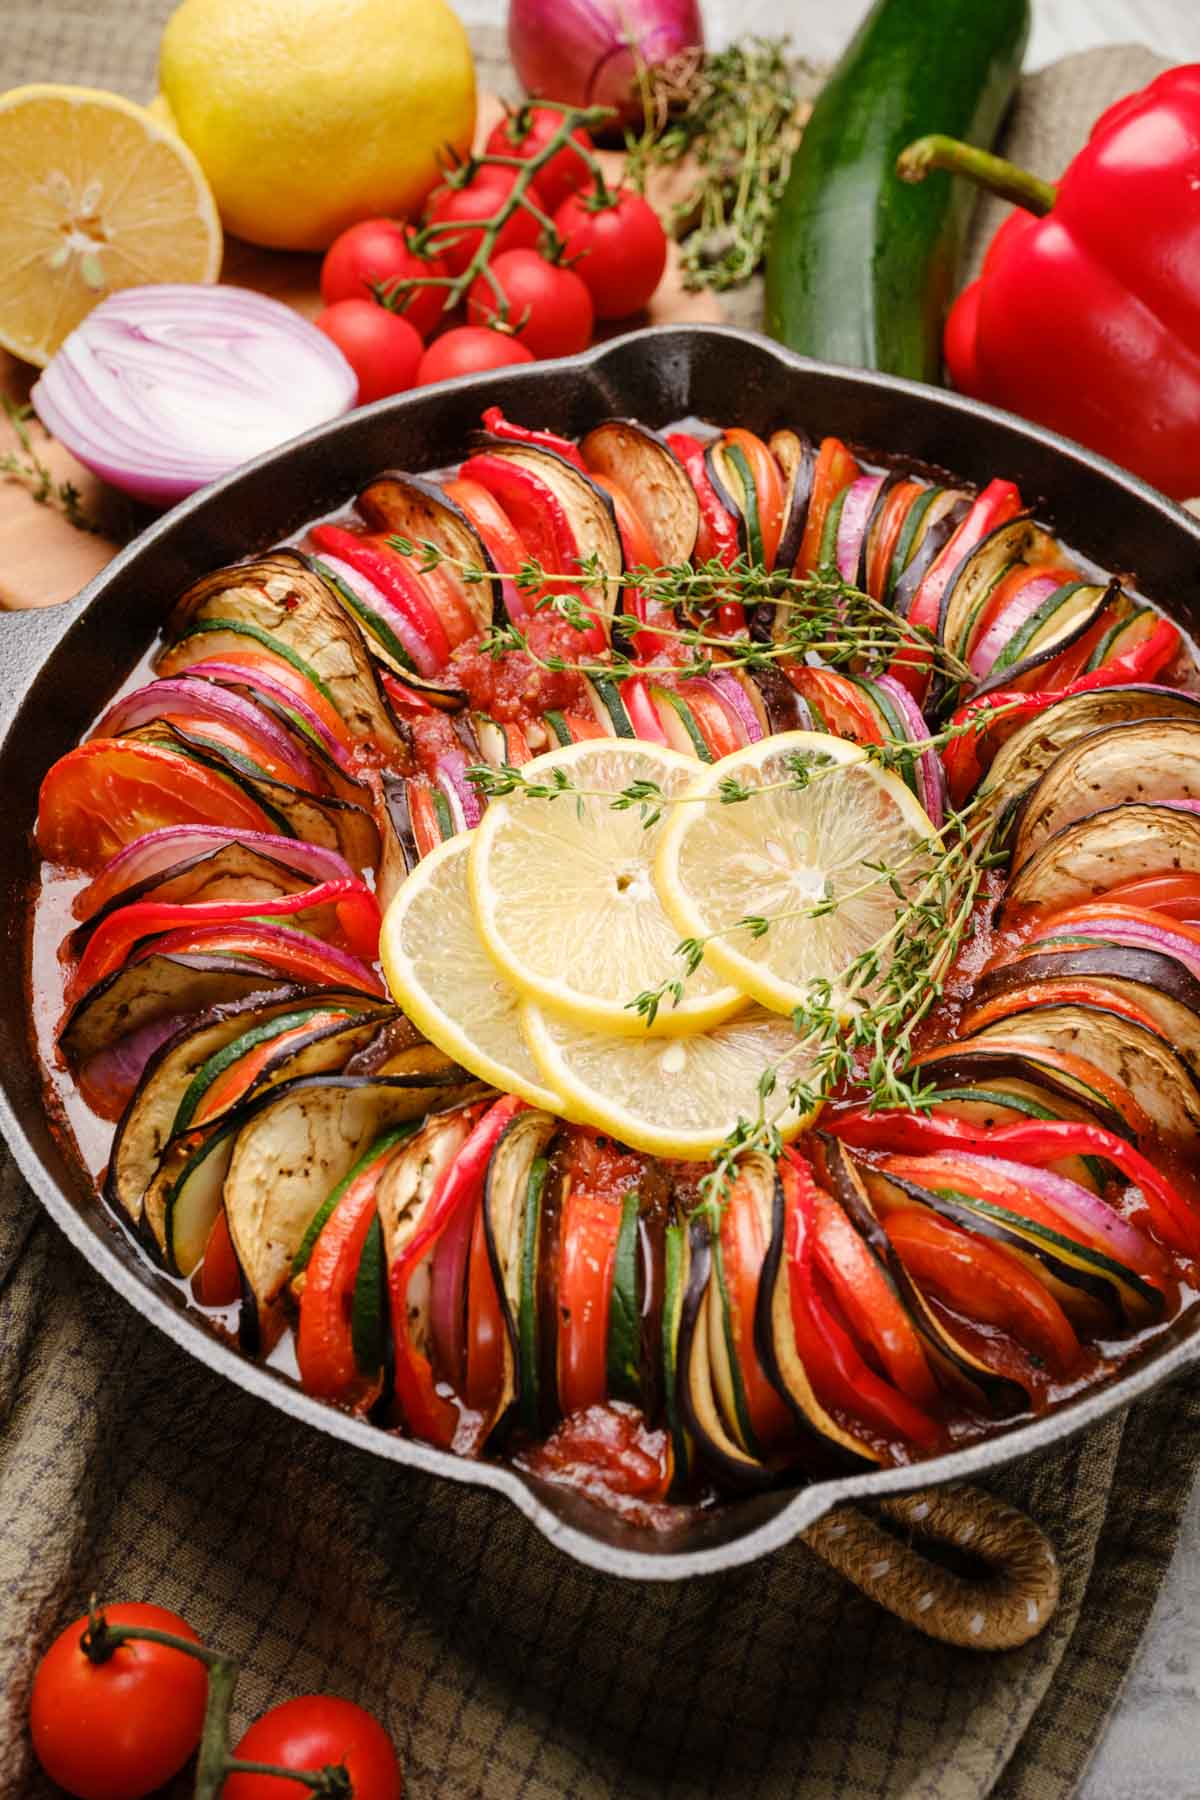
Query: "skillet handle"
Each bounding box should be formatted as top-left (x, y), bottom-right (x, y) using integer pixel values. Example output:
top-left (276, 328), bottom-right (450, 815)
top-left (802, 1483), bottom-right (1060, 1649)
top-left (0, 592), bottom-right (92, 735)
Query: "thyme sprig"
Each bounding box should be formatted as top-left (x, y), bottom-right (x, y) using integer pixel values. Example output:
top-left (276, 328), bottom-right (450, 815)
top-left (1, 396), bottom-right (101, 534)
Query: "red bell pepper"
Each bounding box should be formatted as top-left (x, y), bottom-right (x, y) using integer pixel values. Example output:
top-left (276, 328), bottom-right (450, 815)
top-left (779, 1150), bottom-right (941, 1449)
top-left (72, 878), bottom-right (382, 992)
top-left (310, 523), bottom-right (454, 669)
top-left (480, 405), bottom-right (587, 470)
top-left (666, 430), bottom-right (741, 603)
top-left (389, 1096), bottom-right (520, 1443)
top-left (126, 921), bottom-right (386, 996)
top-left (587, 471), bottom-right (675, 663)
top-left (889, 478), bottom-right (1022, 699)
top-left (809, 1188), bottom-right (939, 1406)
top-left (830, 1108), bottom-right (1200, 1258)
top-left (622, 676), bottom-right (671, 745)
top-left (899, 67), bottom-right (1200, 500)
top-left (941, 613), bottom-right (1181, 805)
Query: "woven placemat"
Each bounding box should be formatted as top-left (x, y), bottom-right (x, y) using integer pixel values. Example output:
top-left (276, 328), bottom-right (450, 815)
top-left (2, 11), bottom-right (1198, 1796)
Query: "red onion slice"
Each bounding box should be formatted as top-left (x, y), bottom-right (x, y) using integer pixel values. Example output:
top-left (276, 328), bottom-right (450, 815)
top-left (699, 673), bottom-right (764, 744)
top-left (968, 575), bottom-right (1061, 678)
top-left (32, 286), bottom-right (356, 506)
top-left (79, 1013), bottom-right (193, 1115)
top-left (429, 1196), bottom-right (474, 1389)
top-left (76, 826), bottom-right (354, 923)
top-left (312, 553), bottom-right (440, 679)
top-left (435, 750), bottom-right (484, 830)
top-left (177, 660), bottom-right (359, 776)
top-left (873, 673), bottom-right (946, 828)
top-left (836, 476), bottom-right (885, 584)
top-left (1030, 914), bottom-right (1200, 979)
top-left (943, 1151), bottom-right (1166, 1279)
top-left (94, 678), bottom-right (324, 790)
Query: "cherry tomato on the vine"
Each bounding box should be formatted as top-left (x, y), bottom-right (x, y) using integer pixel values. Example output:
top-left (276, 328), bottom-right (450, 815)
top-left (484, 105), bottom-right (595, 213)
top-left (424, 169), bottom-right (541, 276)
top-left (314, 300), bottom-right (423, 405)
top-left (553, 186), bottom-right (668, 320)
top-left (29, 1603), bottom-right (208, 1800)
top-left (416, 327), bottom-right (535, 386)
top-left (319, 220), bottom-right (449, 340)
top-left (466, 250), bottom-right (593, 359)
top-left (222, 1695), bottom-right (403, 1800)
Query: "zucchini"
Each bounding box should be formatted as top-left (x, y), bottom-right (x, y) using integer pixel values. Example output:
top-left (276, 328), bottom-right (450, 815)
top-left (583, 673), bottom-right (636, 739)
top-left (661, 1221), bottom-right (692, 1488)
top-left (885, 485), bottom-right (938, 599)
top-left (350, 1213), bottom-right (388, 1375)
top-left (606, 1189), bottom-right (642, 1405)
top-left (518, 1156), bottom-right (548, 1432)
top-left (817, 487), bottom-right (849, 570)
top-left (765, 0), bottom-right (1030, 382)
top-left (1084, 606), bottom-right (1155, 673)
top-left (649, 686), bottom-right (713, 762)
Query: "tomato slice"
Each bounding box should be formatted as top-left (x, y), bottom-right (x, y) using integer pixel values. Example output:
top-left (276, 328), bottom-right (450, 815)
top-left (406, 779), bottom-right (443, 858)
top-left (1024, 900), bottom-right (1200, 948)
top-left (796, 437), bottom-right (860, 577)
top-left (884, 1208), bottom-right (1080, 1376)
top-left (963, 561), bottom-right (1070, 668)
top-left (458, 453), bottom-right (606, 652)
top-left (622, 676), bottom-right (671, 745)
top-left (964, 983), bottom-right (1167, 1041)
top-left (785, 666), bottom-right (882, 743)
top-left (557, 1187), bottom-right (623, 1416)
top-left (442, 475), bottom-right (534, 625)
top-left (296, 1155), bottom-right (388, 1408)
top-left (167, 648), bottom-right (357, 754)
top-left (722, 428), bottom-right (786, 568)
top-left (36, 739), bottom-right (279, 873)
top-left (192, 1206), bottom-right (242, 1308)
top-left (721, 1177), bottom-right (794, 1446)
top-left (588, 471), bottom-right (674, 662)
top-left (677, 681), bottom-right (743, 760)
top-left (1103, 874), bottom-right (1200, 924)
top-left (866, 479), bottom-right (924, 601)
top-left (810, 1191), bottom-right (939, 1405)
top-left (191, 1009), bottom-right (354, 1127)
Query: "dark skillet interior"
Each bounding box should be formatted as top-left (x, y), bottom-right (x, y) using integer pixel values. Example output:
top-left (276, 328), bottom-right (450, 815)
top-left (6, 323), bottom-right (1200, 1580)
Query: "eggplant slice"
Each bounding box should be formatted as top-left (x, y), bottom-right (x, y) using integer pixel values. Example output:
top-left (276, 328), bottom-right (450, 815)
top-left (355, 472), bottom-right (499, 632)
top-left (71, 843), bottom-right (319, 957)
top-left (974, 945), bottom-right (1200, 1073)
top-left (224, 1066), bottom-right (483, 1334)
top-left (162, 551), bottom-right (403, 749)
top-left (1010, 717), bottom-right (1200, 874)
top-left (769, 428), bottom-right (814, 574)
top-left (1004, 803), bottom-right (1200, 912)
top-left (578, 420), bottom-right (700, 565)
top-left (60, 954), bottom-right (299, 1070)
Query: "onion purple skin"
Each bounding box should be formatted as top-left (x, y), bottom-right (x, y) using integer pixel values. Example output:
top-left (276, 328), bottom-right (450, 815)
top-left (507, 0), bottom-right (704, 130)
top-left (835, 476), bottom-right (884, 584)
top-left (31, 284), bottom-right (356, 507)
top-left (93, 678), bottom-right (322, 790)
top-left (873, 673), bottom-right (946, 829)
top-left (75, 825), bottom-right (355, 923)
top-left (436, 749), bottom-right (484, 829)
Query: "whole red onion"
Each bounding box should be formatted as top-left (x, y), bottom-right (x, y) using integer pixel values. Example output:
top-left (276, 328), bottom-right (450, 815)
top-left (508, 0), bottom-right (705, 129)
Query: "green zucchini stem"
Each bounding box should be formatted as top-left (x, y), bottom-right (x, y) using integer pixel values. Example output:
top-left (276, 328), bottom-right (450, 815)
top-left (896, 135), bottom-right (1057, 217)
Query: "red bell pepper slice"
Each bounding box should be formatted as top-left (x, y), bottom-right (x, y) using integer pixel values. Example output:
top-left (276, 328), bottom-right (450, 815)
top-left (721, 429), bottom-right (786, 569)
top-left (379, 671), bottom-right (437, 714)
top-left (389, 1096), bottom-right (522, 1443)
top-left (441, 474), bottom-right (535, 625)
top-left (190, 1008), bottom-right (355, 1129)
top-left (890, 478), bottom-right (1022, 699)
top-left (125, 919), bottom-right (385, 994)
top-left (883, 1208), bottom-right (1080, 1377)
top-left (480, 405), bottom-right (587, 470)
top-left (795, 437), bottom-right (860, 578)
top-left (666, 431), bottom-right (740, 572)
top-left (622, 676), bottom-right (671, 745)
top-left (458, 453), bottom-right (607, 652)
top-left (72, 878), bottom-right (382, 993)
top-left (677, 681), bottom-right (744, 760)
top-left (809, 1189), bottom-right (939, 1406)
top-left (779, 1151), bottom-right (942, 1450)
top-left (557, 1186), bottom-right (624, 1417)
top-left (310, 523), bottom-right (454, 669)
top-left (296, 1136), bottom-right (406, 1408)
top-left (831, 1108), bottom-right (1200, 1259)
top-left (192, 1207), bottom-right (242, 1309)
top-left (963, 982), bottom-right (1165, 1042)
top-left (941, 614), bottom-right (1181, 806)
top-left (720, 1177), bottom-right (794, 1447)
top-left (465, 1200), bottom-right (506, 1415)
top-left (1102, 875), bottom-right (1200, 924)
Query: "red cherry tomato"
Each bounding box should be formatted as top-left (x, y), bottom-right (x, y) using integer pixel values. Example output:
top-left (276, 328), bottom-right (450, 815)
top-left (223, 1696), bottom-right (403, 1800)
top-left (314, 300), bottom-right (423, 405)
top-left (553, 186), bottom-right (667, 319)
top-left (318, 219), bottom-right (449, 339)
top-left (416, 327), bottom-right (535, 386)
top-left (484, 105), bottom-right (595, 212)
top-left (425, 169), bottom-right (541, 276)
top-left (29, 1603), bottom-right (208, 1800)
top-left (466, 249), bottom-right (593, 359)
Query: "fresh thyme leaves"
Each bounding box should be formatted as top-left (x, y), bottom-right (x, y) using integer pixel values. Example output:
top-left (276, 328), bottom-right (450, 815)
top-left (1, 396), bottom-right (101, 535)
top-left (625, 39), bottom-right (807, 291)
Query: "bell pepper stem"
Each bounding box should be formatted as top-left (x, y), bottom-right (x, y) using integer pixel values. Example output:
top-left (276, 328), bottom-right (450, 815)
top-left (897, 135), bottom-right (1058, 217)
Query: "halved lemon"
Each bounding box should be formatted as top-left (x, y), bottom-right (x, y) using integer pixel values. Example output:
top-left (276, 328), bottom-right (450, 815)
top-left (379, 834), bottom-right (563, 1112)
top-left (654, 730), bottom-right (934, 1017)
top-left (468, 739), bottom-right (744, 1037)
top-left (520, 998), bottom-right (819, 1159)
top-left (0, 85), bottom-right (222, 366)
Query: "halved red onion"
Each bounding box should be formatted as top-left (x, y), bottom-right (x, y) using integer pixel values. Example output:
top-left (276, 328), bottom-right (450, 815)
top-left (435, 750), bottom-right (484, 830)
top-left (76, 826), bottom-right (354, 923)
top-left (312, 552), bottom-right (441, 680)
top-left (968, 574), bottom-right (1061, 678)
top-left (701, 672), bottom-right (764, 744)
top-left (31, 286), bottom-right (356, 506)
top-left (429, 1195), bottom-right (474, 1389)
top-left (1029, 913), bottom-right (1200, 979)
top-left (93, 678), bottom-right (324, 790)
top-left (873, 673), bottom-right (946, 828)
top-left (943, 1151), bottom-right (1167, 1280)
top-left (176, 659), bottom-right (359, 777)
top-left (836, 476), bottom-right (885, 584)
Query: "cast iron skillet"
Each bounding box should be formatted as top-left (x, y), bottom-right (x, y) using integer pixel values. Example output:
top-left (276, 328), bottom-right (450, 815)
top-left (5, 324), bottom-right (1200, 1579)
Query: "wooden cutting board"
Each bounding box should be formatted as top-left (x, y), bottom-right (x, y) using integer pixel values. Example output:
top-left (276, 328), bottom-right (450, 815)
top-left (0, 92), bottom-right (727, 613)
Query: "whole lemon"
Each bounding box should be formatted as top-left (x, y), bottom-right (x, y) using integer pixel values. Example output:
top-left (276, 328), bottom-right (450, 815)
top-left (159, 0), bottom-right (475, 250)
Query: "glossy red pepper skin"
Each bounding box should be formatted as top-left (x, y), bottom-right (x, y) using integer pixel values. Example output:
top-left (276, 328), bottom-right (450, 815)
top-left (830, 1108), bottom-right (1200, 1258)
top-left (480, 405), bottom-right (587, 471)
top-left (666, 432), bottom-right (741, 571)
top-left (943, 67), bottom-right (1200, 500)
top-left (940, 614), bottom-right (1182, 805)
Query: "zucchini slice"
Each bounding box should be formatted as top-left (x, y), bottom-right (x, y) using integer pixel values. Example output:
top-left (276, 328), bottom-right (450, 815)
top-left (936, 513), bottom-right (1036, 659)
top-left (482, 1108), bottom-right (560, 1439)
top-left (892, 494), bottom-right (971, 617)
top-left (678, 1211), bottom-right (772, 1486)
top-left (910, 1043), bottom-right (1138, 1142)
top-left (606, 1189), bottom-right (642, 1406)
top-left (973, 582), bottom-right (1114, 696)
top-left (578, 420), bottom-right (700, 565)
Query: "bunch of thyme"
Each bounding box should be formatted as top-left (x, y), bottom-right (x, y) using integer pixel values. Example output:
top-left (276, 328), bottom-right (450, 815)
top-left (1, 396), bottom-right (100, 535)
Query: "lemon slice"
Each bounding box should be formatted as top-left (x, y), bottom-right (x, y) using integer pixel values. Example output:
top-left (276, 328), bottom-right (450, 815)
top-left (654, 730), bottom-right (934, 1017)
top-left (469, 739), bottom-right (744, 1037)
top-left (520, 998), bottom-right (819, 1159)
top-left (379, 834), bottom-right (563, 1112)
top-left (0, 85), bottom-right (222, 367)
